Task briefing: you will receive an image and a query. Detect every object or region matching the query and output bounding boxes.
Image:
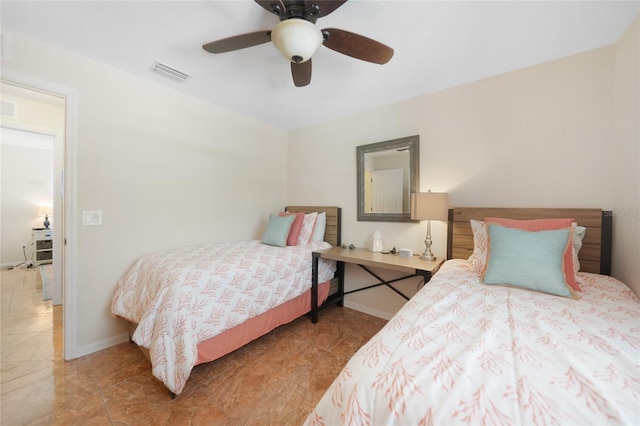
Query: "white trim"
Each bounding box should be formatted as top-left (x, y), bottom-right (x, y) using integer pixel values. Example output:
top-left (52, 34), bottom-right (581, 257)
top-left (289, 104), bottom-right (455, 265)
top-left (343, 300), bottom-right (395, 321)
top-left (63, 89), bottom-right (78, 359)
top-left (0, 126), bottom-right (55, 151)
top-left (0, 123), bottom-right (57, 138)
top-left (1, 262), bottom-right (26, 269)
top-left (76, 333), bottom-right (130, 358)
top-left (1, 70), bottom-right (79, 360)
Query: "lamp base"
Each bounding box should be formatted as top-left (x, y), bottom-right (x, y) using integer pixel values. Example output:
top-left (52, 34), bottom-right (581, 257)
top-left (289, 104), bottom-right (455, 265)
top-left (420, 253), bottom-right (436, 261)
top-left (421, 224), bottom-right (436, 261)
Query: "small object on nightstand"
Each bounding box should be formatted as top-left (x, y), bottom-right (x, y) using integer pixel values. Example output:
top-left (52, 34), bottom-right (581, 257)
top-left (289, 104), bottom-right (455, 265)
top-left (398, 248), bottom-right (413, 258)
top-left (370, 231), bottom-right (383, 252)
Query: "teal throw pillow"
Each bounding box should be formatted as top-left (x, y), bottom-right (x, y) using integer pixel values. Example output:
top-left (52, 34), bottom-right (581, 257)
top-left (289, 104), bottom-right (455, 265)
top-left (483, 224), bottom-right (574, 298)
top-left (261, 214), bottom-right (295, 247)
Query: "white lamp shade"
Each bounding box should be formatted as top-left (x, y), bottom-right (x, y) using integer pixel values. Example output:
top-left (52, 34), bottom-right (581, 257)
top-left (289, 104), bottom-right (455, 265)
top-left (411, 192), bottom-right (449, 221)
top-left (37, 206), bottom-right (53, 217)
top-left (271, 19), bottom-right (323, 63)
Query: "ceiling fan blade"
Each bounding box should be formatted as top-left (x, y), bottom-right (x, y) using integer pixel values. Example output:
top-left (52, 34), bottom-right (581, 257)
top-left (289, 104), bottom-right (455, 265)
top-left (255, 0), bottom-right (287, 17)
top-left (305, 0), bottom-right (347, 18)
top-left (322, 28), bottom-right (393, 64)
top-left (202, 31), bottom-right (272, 54)
top-left (291, 60), bottom-right (312, 87)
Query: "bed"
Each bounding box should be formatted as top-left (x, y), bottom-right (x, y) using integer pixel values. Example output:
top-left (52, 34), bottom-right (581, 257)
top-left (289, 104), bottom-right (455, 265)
top-left (305, 207), bottom-right (640, 425)
top-left (111, 206), bottom-right (342, 397)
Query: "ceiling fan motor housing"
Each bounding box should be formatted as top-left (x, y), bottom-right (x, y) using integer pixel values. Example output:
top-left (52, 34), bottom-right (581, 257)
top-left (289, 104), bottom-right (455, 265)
top-left (271, 18), bottom-right (323, 63)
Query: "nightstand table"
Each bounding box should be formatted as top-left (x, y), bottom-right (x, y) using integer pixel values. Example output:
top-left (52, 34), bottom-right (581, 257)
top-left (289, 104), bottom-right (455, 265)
top-left (32, 228), bottom-right (53, 266)
top-left (310, 246), bottom-right (444, 322)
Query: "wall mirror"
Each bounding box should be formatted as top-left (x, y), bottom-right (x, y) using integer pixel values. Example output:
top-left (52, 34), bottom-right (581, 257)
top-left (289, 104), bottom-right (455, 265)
top-left (357, 135), bottom-right (420, 222)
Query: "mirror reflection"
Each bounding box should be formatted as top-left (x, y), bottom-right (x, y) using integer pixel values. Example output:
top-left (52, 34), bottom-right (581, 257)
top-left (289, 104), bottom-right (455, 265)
top-left (357, 135), bottom-right (420, 222)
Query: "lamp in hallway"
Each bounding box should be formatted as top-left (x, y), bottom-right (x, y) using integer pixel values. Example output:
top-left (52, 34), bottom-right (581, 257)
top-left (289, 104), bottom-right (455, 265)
top-left (411, 191), bottom-right (449, 261)
top-left (38, 206), bottom-right (53, 229)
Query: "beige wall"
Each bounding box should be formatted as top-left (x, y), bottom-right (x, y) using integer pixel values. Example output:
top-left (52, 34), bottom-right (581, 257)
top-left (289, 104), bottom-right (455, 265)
top-left (612, 16), bottom-right (640, 295)
top-left (288, 43), bottom-right (630, 318)
top-left (2, 32), bottom-right (288, 355)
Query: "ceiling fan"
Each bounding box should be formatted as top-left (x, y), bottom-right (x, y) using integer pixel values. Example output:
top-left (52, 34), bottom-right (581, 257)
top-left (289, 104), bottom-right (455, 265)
top-left (202, 0), bottom-right (394, 87)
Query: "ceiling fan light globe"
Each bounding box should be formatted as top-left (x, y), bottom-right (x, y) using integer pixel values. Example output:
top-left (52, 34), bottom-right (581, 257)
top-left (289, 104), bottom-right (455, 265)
top-left (271, 19), bottom-right (323, 63)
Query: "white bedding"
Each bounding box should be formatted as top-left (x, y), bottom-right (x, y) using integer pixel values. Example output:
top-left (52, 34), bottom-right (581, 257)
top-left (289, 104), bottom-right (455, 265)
top-left (111, 240), bottom-right (336, 395)
top-left (306, 259), bottom-right (640, 425)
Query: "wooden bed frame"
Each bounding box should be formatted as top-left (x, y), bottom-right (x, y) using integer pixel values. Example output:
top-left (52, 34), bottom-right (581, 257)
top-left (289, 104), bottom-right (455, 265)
top-left (446, 207), bottom-right (612, 275)
top-left (128, 205), bottom-right (342, 397)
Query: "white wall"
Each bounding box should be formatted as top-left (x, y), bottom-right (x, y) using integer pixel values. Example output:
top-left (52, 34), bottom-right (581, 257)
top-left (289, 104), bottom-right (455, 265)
top-left (612, 16), bottom-right (640, 295)
top-left (288, 43), bottom-right (628, 317)
top-left (0, 129), bottom-right (54, 266)
top-left (1, 32), bottom-right (288, 355)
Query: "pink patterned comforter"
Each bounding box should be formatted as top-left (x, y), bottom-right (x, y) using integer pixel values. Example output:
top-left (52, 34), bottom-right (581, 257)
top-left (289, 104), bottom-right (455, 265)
top-left (111, 240), bottom-right (335, 395)
top-left (306, 259), bottom-right (640, 425)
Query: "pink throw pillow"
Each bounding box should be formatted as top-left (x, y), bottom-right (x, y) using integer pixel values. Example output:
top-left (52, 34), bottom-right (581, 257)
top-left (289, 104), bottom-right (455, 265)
top-left (279, 212), bottom-right (304, 246)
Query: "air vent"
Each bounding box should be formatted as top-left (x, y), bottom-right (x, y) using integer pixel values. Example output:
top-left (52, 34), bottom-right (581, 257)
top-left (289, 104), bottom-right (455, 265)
top-left (150, 61), bottom-right (191, 83)
top-left (1, 100), bottom-right (16, 118)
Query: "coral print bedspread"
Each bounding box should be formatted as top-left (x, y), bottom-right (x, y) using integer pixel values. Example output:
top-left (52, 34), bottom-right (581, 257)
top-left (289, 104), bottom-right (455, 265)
top-left (306, 259), bottom-right (640, 425)
top-left (111, 240), bottom-right (335, 395)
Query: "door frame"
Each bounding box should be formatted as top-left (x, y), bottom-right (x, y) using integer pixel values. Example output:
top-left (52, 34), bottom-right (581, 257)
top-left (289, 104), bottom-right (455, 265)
top-left (3, 69), bottom-right (79, 360)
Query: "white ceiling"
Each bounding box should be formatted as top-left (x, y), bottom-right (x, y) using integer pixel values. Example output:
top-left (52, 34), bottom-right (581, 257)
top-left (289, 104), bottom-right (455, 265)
top-left (2, 1), bottom-right (638, 130)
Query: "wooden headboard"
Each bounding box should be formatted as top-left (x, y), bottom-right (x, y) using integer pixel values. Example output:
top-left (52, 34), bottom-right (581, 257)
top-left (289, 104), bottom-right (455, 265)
top-left (447, 207), bottom-right (612, 275)
top-left (285, 206), bottom-right (342, 247)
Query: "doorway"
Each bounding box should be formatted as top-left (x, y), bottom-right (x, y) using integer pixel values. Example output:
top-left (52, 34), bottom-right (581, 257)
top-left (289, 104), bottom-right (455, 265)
top-left (1, 72), bottom-right (78, 360)
top-left (1, 82), bottom-right (63, 302)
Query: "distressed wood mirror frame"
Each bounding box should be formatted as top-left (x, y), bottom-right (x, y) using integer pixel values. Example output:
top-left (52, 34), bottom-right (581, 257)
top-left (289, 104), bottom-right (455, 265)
top-left (357, 135), bottom-right (420, 222)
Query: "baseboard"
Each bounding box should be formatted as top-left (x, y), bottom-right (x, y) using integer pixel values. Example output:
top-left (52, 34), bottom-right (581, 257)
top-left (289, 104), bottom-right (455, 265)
top-left (343, 300), bottom-right (395, 321)
top-left (76, 332), bottom-right (130, 358)
top-left (0, 261), bottom-right (34, 269)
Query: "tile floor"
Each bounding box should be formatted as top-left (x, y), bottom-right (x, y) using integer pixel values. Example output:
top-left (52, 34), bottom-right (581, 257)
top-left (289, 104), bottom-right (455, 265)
top-left (1, 266), bottom-right (388, 425)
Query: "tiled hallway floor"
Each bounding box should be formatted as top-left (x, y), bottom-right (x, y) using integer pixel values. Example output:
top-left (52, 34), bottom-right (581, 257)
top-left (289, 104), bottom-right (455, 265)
top-left (1, 266), bottom-right (387, 425)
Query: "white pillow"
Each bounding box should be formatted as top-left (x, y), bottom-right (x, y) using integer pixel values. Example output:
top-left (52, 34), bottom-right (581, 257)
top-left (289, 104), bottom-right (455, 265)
top-left (572, 222), bottom-right (587, 273)
top-left (468, 219), bottom-right (488, 274)
top-left (297, 212), bottom-right (318, 246)
top-left (310, 212), bottom-right (326, 242)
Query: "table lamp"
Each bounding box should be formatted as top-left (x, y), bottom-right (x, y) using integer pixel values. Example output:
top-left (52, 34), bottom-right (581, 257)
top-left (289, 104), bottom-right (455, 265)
top-left (410, 191), bottom-right (448, 261)
top-left (38, 206), bottom-right (53, 229)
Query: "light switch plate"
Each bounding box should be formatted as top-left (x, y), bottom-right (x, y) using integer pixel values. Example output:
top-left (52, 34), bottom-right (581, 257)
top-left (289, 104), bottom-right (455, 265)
top-left (82, 210), bottom-right (102, 226)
